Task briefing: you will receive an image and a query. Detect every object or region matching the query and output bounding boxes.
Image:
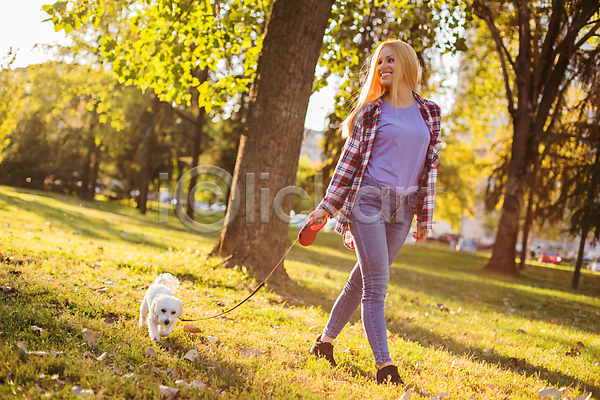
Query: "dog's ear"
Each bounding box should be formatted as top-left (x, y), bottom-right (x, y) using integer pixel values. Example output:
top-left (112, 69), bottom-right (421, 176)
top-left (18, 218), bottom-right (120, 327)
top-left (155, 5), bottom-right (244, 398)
top-left (150, 298), bottom-right (160, 315)
top-left (175, 298), bottom-right (183, 316)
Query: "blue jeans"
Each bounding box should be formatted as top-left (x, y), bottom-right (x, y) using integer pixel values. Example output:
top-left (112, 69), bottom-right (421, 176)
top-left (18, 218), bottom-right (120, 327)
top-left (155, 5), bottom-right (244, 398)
top-left (322, 177), bottom-right (416, 366)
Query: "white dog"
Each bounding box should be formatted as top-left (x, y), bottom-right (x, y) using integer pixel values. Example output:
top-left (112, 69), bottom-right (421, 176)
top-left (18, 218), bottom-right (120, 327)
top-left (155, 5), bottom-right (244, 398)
top-left (139, 273), bottom-right (183, 341)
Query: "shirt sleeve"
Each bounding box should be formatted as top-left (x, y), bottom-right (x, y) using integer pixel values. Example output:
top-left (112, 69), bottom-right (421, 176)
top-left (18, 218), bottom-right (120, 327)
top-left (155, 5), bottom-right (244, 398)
top-left (317, 107), bottom-right (365, 216)
top-left (416, 102), bottom-right (441, 230)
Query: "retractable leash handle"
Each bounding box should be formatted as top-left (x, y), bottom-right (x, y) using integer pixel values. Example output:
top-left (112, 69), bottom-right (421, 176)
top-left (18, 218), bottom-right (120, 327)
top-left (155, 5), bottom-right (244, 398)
top-left (298, 219), bottom-right (327, 246)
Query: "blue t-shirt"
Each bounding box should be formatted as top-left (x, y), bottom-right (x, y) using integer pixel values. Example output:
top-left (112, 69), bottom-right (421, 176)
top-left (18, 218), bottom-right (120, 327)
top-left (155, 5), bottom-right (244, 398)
top-left (364, 99), bottom-right (430, 195)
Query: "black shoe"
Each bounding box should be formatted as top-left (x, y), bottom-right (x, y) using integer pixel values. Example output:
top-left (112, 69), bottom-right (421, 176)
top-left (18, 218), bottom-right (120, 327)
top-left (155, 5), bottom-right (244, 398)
top-left (309, 335), bottom-right (337, 367)
top-left (376, 365), bottom-right (403, 385)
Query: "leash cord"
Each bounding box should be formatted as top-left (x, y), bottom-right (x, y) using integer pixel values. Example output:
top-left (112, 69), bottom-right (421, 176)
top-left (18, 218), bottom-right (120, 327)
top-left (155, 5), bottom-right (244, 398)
top-left (179, 237), bottom-right (300, 322)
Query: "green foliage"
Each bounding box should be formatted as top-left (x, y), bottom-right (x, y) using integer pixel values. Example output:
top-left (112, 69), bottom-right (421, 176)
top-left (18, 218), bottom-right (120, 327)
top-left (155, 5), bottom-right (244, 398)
top-left (44, 0), bottom-right (270, 111)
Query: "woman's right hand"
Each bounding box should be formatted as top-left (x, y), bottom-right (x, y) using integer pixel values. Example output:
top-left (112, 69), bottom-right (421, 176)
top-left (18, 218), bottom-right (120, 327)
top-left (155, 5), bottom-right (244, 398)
top-left (308, 208), bottom-right (330, 226)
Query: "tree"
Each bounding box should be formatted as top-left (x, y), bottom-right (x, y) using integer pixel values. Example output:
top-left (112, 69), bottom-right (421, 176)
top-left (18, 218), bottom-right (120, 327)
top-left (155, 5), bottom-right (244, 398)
top-left (209, 0), bottom-right (335, 280)
top-left (472, 0), bottom-right (600, 274)
top-left (0, 51), bottom-right (21, 162)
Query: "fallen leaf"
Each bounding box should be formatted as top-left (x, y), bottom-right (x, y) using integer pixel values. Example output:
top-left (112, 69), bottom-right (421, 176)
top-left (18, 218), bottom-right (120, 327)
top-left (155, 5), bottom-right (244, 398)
top-left (97, 352), bottom-right (107, 361)
top-left (175, 380), bottom-right (189, 388)
top-left (50, 350), bottom-right (63, 357)
top-left (573, 394), bottom-right (592, 400)
top-left (239, 347), bottom-right (266, 357)
top-left (30, 326), bottom-right (44, 334)
top-left (72, 385), bottom-right (94, 397)
top-left (158, 384), bottom-right (178, 398)
top-left (516, 328), bottom-right (527, 334)
top-left (83, 351), bottom-right (95, 359)
top-left (82, 329), bottom-right (100, 348)
top-left (206, 336), bottom-right (219, 344)
top-left (190, 380), bottom-right (207, 389)
top-left (566, 346), bottom-right (581, 357)
top-left (16, 341), bottom-right (28, 361)
top-left (122, 373), bottom-right (138, 379)
top-left (342, 348), bottom-right (360, 356)
top-left (183, 325), bottom-right (202, 333)
top-left (144, 348), bottom-right (157, 358)
top-left (538, 387), bottom-right (561, 399)
top-left (1, 286), bottom-right (16, 293)
top-left (575, 341), bottom-right (585, 348)
top-left (183, 349), bottom-right (198, 362)
top-left (399, 389), bottom-right (412, 400)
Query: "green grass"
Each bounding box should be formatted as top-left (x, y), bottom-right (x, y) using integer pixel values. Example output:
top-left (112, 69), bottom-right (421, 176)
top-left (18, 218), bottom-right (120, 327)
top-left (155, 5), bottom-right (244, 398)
top-left (1, 185), bottom-right (599, 399)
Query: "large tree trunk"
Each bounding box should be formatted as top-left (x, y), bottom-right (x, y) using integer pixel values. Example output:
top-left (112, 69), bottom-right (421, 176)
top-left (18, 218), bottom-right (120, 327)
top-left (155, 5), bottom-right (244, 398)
top-left (519, 162), bottom-right (539, 270)
top-left (210, 0), bottom-right (334, 280)
top-left (484, 115), bottom-right (531, 275)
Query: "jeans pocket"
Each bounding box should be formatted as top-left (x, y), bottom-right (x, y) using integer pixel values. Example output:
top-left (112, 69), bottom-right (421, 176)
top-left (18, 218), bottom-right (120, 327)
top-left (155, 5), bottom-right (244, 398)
top-left (407, 193), bottom-right (418, 213)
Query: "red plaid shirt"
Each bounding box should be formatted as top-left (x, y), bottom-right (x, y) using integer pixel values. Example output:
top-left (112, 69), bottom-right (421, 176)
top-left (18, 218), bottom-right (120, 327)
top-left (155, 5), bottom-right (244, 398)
top-left (318, 92), bottom-right (441, 249)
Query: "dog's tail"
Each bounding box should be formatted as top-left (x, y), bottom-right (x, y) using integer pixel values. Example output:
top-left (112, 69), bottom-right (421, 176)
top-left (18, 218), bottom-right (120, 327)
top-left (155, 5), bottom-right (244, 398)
top-left (154, 273), bottom-right (180, 293)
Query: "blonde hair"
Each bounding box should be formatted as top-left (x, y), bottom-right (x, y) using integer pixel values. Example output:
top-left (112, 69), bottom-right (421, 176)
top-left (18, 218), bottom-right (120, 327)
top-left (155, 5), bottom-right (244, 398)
top-left (341, 39), bottom-right (421, 138)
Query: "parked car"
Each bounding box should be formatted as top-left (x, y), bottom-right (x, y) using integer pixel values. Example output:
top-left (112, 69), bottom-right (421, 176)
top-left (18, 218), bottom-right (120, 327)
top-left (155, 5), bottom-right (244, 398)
top-left (537, 250), bottom-right (562, 265)
top-left (587, 258), bottom-right (600, 272)
top-left (455, 238), bottom-right (477, 253)
top-left (530, 242), bottom-right (549, 258)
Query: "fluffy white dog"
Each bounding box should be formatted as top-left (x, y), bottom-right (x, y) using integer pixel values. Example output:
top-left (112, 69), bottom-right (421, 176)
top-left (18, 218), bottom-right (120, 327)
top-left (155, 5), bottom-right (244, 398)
top-left (139, 273), bottom-right (183, 341)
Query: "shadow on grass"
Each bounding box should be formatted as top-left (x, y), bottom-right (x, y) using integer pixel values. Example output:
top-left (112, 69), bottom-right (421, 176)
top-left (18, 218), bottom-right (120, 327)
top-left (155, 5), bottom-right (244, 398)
top-left (284, 233), bottom-right (600, 397)
top-left (0, 189), bottom-right (188, 251)
top-left (389, 320), bottom-right (600, 398)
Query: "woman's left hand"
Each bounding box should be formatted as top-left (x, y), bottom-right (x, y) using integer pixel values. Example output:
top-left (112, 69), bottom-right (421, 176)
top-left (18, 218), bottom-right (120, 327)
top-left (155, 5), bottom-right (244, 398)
top-left (412, 222), bottom-right (429, 243)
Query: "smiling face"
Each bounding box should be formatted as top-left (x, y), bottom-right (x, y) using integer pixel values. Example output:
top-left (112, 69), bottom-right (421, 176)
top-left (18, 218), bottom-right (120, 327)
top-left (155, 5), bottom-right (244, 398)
top-left (376, 45), bottom-right (404, 89)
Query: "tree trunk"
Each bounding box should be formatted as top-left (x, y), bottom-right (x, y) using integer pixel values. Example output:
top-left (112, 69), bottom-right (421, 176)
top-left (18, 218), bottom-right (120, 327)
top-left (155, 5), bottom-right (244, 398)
top-left (186, 68), bottom-right (209, 219)
top-left (88, 141), bottom-right (102, 202)
top-left (79, 136), bottom-right (94, 201)
top-left (572, 224), bottom-right (589, 289)
top-left (138, 143), bottom-right (151, 214)
top-left (520, 162), bottom-right (539, 270)
top-left (210, 0), bottom-right (334, 280)
top-left (484, 115), bottom-right (531, 275)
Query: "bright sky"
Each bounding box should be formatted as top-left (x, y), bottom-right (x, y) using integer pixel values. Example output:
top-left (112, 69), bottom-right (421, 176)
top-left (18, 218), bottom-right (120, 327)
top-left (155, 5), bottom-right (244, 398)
top-left (0, 1), bottom-right (453, 132)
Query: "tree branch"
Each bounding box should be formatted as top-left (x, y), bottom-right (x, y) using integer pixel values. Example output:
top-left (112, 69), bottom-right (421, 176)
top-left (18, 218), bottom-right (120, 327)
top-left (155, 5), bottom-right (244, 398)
top-left (473, 0), bottom-right (516, 117)
top-left (534, 0), bottom-right (565, 103)
top-left (575, 20), bottom-right (600, 49)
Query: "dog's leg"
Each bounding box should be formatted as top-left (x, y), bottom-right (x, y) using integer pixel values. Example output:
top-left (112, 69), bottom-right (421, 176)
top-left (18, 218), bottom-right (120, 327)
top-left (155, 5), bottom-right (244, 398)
top-left (148, 320), bottom-right (161, 341)
top-left (160, 322), bottom-right (176, 338)
top-left (139, 298), bottom-right (149, 328)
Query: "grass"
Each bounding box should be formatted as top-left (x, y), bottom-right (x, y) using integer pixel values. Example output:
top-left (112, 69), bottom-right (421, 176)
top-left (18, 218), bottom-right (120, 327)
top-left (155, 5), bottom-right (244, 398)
top-left (0, 185), bottom-right (599, 399)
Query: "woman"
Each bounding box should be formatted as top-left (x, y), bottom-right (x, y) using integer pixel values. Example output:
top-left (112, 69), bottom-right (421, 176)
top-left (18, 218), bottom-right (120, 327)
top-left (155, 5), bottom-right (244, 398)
top-left (307, 39), bottom-right (441, 385)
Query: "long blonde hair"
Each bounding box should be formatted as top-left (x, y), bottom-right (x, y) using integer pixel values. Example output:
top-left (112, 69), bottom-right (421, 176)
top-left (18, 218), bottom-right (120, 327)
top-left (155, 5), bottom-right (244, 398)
top-left (341, 39), bottom-right (422, 138)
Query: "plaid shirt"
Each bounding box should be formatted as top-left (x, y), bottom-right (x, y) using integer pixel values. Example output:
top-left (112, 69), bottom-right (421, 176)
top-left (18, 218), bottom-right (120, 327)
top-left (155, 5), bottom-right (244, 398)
top-left (318, 92), bottom-right (441, 249)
